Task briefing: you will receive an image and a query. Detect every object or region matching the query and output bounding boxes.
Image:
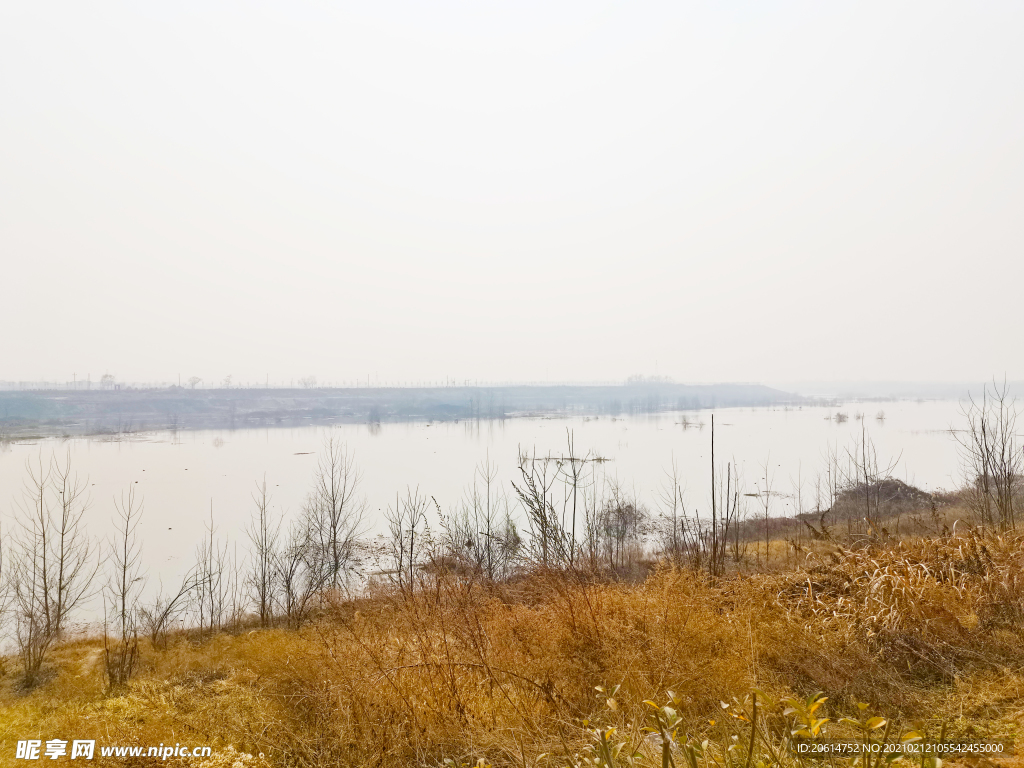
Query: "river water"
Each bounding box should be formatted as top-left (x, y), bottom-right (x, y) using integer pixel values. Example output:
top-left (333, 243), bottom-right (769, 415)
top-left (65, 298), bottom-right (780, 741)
top-left (0, 399), bottom-right (966, 589)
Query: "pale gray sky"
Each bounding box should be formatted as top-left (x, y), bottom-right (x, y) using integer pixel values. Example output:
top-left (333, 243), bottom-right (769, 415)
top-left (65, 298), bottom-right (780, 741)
top-left (2, 2), bottom-right (1021, 386)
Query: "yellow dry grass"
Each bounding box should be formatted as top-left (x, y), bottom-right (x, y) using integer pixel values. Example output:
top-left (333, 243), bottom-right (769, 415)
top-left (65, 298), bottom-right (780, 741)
top-left (3, 522), bottom-right (1024, 767)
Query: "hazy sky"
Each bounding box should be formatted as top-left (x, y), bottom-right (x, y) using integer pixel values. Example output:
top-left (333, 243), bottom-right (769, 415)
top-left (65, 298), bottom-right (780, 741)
top-left (2, 2), bottom-right (1021, 386)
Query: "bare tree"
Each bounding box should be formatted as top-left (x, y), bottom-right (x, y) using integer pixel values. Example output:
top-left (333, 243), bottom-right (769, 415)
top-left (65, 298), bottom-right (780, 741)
top-left (442, 457), bottom-right (520, 581)
top-left (303, 436), bottom-right (365, 592)
top-left (246, 477), bottom-right (281, 627)
top-left (845, 424), bottom-right (902, 536)
top-left (727, 465), bottom-right (749, 564)
top-left (657, 450), bottom-right (740, 576)
top-left (595, 482), bottom-right (648, 572)
top-left (707, 416), bottom-right (742, 577)
top-left (0, 521), bottom-right (11, 643)
top-left (953, 379), bottom-right (1021, 532)
top-left (382, 488), bottom-right (431, 590)
top-left (191, 508), bottom-right (237, 636)
top-left (104, 487), bottom-right (144, 687)
top-left (140, 572), bottom-right (196, 650)
top-left (657, 462), bottom-right (702, 572)
top-left (810, 441), bottom-right (844, 537)
top-left (512, 447), bottom-right (573, 568)
top-left (711, 460), bottom-right (741, 576)
top-left (787, 463), bottom-right (806, 564)
top-left (755, 454), bottom-right (775, 566)
top-left (9, 452), bottom-right (99, 684)
top-left (556, 431), bottom-right (595, 567)
top-left (710, 415), bottom-right (718, 573)
top-left (275, 520), bottom-right (326, 628)
top-left (657, 455), bottom-right (687, 565)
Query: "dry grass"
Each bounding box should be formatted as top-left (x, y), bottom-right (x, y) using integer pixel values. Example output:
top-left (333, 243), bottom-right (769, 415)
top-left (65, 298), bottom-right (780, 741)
top-left (3, 518), bottom-right (1024, 767)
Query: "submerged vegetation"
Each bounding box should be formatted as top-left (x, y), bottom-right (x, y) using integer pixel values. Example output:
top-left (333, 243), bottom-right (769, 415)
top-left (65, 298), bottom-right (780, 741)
top-left (1, 382), bottom-right (1022, 766)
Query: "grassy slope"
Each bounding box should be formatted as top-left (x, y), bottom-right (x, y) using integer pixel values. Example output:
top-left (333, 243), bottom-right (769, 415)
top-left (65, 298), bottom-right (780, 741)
top-left (3, 518), bottom-right (1024, 767)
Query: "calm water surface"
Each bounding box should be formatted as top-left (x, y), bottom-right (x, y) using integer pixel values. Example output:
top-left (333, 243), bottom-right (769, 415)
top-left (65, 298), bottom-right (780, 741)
top-left (0, 400), bottom-right (965, 589)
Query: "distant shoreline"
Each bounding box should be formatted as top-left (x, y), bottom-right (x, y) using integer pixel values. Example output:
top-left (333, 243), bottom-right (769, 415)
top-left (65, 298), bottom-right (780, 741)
top-left (0, 383), bottom-right (802, 439)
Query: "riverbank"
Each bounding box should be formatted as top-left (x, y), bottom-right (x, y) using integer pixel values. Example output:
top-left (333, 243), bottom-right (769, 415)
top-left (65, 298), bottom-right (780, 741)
top-left (3, 518), bottom-right (1023, 767)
